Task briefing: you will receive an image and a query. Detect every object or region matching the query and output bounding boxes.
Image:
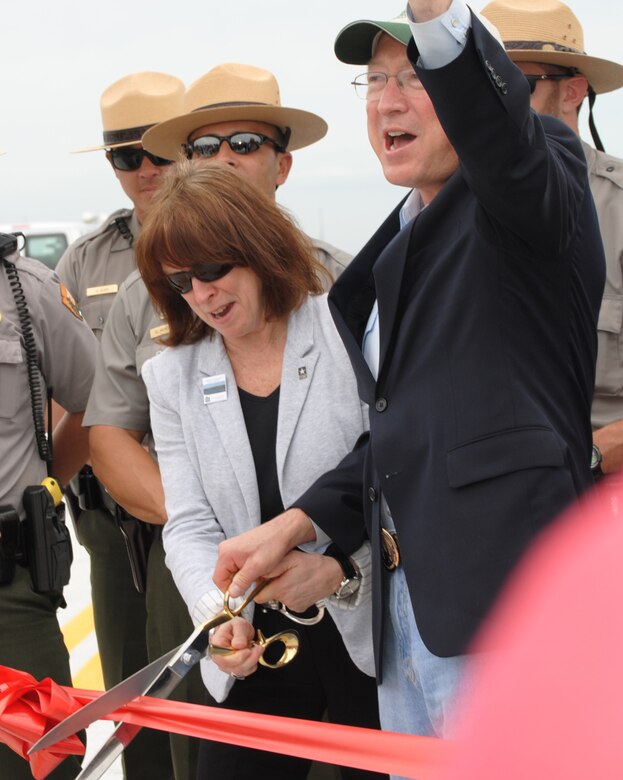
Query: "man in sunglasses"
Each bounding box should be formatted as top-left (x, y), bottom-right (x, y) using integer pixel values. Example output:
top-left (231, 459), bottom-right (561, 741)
top-left (82, 63), bottom-right (358, 779)
top-left (211, 0), bottom-right (605, 754)
top-left (480, 0), bottom-right (623, 492)
top-left (55, 71), bottom-right (205, 780)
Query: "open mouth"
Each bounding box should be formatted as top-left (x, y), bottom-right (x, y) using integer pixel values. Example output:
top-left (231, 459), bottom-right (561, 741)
top-left (385, 130), bottom-right (416, 151)
top-left (211, 302), bottom-right (234, 320)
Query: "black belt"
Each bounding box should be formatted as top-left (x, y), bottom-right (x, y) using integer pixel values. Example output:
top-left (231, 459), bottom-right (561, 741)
top-left (381, 528), bottom-right (400, 571)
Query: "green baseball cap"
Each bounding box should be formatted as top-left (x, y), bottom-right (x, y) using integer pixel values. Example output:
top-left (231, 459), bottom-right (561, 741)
top-left (334, 10), bottom-right (412, 65)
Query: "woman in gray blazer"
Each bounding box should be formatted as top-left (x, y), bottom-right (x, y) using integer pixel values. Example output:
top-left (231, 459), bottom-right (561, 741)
top-left (137, 162), bottom-right (383, 780)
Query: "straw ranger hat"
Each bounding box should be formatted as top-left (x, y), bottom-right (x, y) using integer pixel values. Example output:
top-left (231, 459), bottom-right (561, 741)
top-left (142, 63), bottom-right (328, 161)
top-left (480, 0), bottom-right (623, 94)
top-left (74, 71), bottom-right (185, 153)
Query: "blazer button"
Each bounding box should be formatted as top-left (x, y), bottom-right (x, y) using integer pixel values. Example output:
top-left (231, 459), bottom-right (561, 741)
top-left (368, 487), bottom-right (377, 502)
top-left (375, 398), bottom-right (388, 412)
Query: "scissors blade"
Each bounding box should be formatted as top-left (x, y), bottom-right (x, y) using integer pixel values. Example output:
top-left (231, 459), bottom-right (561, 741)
top-left (29, 647), bottom-right (179, 754)
top-left (30, 616), bottom-right (215, 755)
top-left (75, 722), bottom-right (141, 780)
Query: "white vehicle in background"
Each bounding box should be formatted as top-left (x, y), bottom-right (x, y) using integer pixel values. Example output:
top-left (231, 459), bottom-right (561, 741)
top-left (0, 216), bottom-right (103, 270)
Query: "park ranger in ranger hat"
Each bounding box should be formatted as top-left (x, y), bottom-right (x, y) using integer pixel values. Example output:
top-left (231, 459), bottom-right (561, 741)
top-left (480, 0), bottom-right (623, 509)
top-left (55, 71), bottom-right (205, 780)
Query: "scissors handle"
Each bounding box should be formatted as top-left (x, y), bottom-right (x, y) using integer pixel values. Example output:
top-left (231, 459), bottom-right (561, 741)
top-left (208, 627), bottom-right (300, 669)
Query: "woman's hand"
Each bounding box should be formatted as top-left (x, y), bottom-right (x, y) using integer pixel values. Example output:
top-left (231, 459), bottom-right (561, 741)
top-left (209, 617), bottom-right (264, 679)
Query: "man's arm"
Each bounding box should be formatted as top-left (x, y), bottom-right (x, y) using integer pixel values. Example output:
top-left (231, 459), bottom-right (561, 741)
top-left (214, 508), bottom-right (316, 598)
top-left (89, 425), bottom-right (167, 524)
top-left (53, 411), bottom-right (90, 486)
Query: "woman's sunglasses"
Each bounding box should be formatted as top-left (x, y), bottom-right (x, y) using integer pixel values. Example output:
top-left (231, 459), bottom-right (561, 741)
top-left (183, 131), bottom-right (287, 160)
top-left (108, 147), bottom-right (172, 172)
top-left (165, 263), bottom-right (234, 294)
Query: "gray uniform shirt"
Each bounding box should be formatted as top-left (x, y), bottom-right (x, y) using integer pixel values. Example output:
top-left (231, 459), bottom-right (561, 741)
top-left (55, 209), bottom-right (139, 341)
top-left (0, 253), bottom-right (97, 515)
top-left (83, 237), bottom-right (351, 440)
top-left (585, 143), bottom-right (623, 429)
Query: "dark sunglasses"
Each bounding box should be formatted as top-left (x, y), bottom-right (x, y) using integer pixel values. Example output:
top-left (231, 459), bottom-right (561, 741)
top-left (165, 263), bottom-right (234, 294)
top-left (524, 73), bottom-right (573, 94)
top-left (108, 147), bottom-right (172, 171)
top-left (183, 131), bottom-right (287, 160)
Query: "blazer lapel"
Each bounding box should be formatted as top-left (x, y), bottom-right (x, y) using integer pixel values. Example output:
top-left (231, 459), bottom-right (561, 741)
top-left (329, 196), bottom-right (407, 403)
top-left (276, 302), bottom-right (318, 481)
top-left (374, 221), bottom-right (414, 380)
top-left (195, 337), bottom-right (261, 523)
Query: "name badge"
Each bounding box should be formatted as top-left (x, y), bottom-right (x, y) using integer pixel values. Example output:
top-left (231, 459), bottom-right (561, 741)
top-left (149, 324), bottom-right (170, 340)
top-left (86, 284), bottom-right (119, 297)
top-left (202, 374), bottom-right (227, 405)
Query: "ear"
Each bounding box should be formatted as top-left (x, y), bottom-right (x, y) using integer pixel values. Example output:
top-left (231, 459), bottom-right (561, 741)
top-left (275, 152), bottom-right (293, 188)
top-left (562, 75), bottom-right (589, 114)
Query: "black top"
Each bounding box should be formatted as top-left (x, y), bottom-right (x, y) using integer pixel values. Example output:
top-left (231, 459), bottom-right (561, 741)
top-left (238, 386), bottom-right (283, 523)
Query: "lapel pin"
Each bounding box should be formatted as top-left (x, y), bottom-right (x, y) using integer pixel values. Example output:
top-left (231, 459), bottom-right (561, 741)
top-left (298, 366), bottom-right (307, 380)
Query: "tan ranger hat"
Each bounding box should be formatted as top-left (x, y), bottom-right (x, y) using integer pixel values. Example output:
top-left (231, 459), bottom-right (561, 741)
top-left (74, 71), bottom-right (185, 153)
top-left (142, 63), bottom-right (328, 161)
top-left (480, 0), bottom-right (623, 94)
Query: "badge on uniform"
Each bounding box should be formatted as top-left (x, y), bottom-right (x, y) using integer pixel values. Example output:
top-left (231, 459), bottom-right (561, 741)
top-left (59, 283), bottom-right (83, 320)
top-left (202, 374), bottom-right (227, 404)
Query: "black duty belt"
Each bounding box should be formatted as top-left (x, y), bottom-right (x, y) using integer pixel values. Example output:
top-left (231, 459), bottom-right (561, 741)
top-left (381, 528), bottom-right (400, 571)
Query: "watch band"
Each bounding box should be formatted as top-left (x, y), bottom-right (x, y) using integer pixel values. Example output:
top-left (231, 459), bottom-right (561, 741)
top-left (323, 543), bottom-right (358, 580)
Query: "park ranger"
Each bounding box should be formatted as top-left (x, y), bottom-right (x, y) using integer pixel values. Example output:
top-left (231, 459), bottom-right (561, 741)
top-left (0, 233), bottom-right (97, 779)
top-left (54, 72), bottom-right (203, 780)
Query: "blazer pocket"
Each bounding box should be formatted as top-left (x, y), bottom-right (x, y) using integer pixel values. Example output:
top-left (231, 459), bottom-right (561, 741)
top-left (447, 427), bottom-right (565, 488)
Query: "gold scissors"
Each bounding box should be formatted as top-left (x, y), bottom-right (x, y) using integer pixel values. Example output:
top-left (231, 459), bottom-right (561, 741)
top-left (30, 582), bottom-right (320, 778)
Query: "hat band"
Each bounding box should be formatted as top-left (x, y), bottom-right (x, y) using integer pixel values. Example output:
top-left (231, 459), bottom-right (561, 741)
top-left (192, 100), bottom-right (275, 112)
top-left (103, 124), bottom-right (154, 146)
top-left (505, 39), bottom-right (586, 56)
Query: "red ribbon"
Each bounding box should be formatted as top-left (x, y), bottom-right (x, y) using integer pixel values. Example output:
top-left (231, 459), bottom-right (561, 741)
top-left (0, 665), bottom-right (449, 779)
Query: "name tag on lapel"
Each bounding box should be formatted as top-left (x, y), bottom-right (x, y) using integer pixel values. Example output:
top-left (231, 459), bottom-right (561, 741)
top-left (202, 374), bottom-right (227, 404)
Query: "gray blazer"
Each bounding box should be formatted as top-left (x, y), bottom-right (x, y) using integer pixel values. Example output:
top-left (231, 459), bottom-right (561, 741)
top-left (142, 294), bottom-right (373, 701)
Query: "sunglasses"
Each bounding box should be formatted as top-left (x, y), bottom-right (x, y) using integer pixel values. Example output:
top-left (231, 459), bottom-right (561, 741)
top-left (524, 73), bottom-right (573, 94)
top-left (183, 131), bottom-right (287, 160)
top-left (165, 263), bottom-right (234, 294)
top-left (108, 147), bottom-right (172, 172)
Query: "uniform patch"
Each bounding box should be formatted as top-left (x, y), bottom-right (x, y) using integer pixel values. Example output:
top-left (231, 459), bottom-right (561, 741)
top-left (60, 283), bottom-right (83, 319)
top-left (149, 324), bottom-right (170, 340)
top-left (86, 284), bottom-right (119, 297)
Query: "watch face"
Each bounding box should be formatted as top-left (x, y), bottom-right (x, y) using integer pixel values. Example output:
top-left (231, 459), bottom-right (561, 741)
top-left (591, 445), bottom-right (602, 470)
top-left (335, 577), bottom-right (361, 600)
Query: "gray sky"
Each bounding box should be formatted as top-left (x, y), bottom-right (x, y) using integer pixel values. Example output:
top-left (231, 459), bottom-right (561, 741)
top-left (1, 0), bottom-right (621, 255)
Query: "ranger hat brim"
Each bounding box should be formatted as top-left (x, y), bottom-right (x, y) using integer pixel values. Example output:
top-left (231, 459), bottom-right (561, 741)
top-left (142, 63), bottom-right (327, 161)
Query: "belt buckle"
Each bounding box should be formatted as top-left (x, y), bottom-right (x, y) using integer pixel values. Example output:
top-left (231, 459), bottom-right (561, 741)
top-left (381, 528), bottom-right (400, 571)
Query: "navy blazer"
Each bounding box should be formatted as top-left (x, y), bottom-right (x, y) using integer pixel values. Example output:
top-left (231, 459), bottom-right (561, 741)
top-left (297, 14), bottom-right (605, 671)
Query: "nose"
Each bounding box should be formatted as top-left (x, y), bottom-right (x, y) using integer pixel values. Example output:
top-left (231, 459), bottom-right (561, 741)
top-left (376, 76), bottom-right (408, 114)
top-left (138, 155), bottom-right (164, 176)
top-left (190, 276), bottom-right (216, 302)
top-left (208, 142), bottom-right (239, 167)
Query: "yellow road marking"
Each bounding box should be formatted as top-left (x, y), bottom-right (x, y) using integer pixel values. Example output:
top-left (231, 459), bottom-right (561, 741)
top-left (73, 654), bottom-right (105, 691)
top-left (60, 604), bottom-right (105, 690)
top-left (61, 604), bottom-right (95, 650)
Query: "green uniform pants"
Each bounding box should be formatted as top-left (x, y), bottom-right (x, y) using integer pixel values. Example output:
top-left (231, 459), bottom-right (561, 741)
top-left (0, 564), bottom-right (83, 779)
top-left (76, 508), bottom-right (174, 780)
top-left (146, 538), bottom-right (203, 779)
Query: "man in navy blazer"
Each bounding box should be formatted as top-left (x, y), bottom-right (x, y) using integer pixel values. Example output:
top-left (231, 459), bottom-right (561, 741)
top-left (214, 0), bottom-right (605, 745)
